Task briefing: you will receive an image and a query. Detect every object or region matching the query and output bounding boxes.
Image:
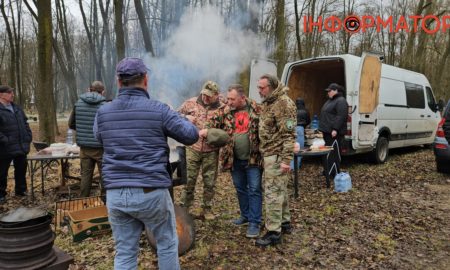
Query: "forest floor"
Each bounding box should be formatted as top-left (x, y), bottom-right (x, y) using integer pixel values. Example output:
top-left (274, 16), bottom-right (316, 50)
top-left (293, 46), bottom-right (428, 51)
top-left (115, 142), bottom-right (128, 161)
top-left (1, 122), bottom-right (449, 270)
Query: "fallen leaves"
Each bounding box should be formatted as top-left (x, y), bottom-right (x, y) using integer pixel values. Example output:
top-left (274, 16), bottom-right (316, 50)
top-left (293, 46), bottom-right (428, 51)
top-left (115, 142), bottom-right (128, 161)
top-left (2, 124), bottom-right (449, 269)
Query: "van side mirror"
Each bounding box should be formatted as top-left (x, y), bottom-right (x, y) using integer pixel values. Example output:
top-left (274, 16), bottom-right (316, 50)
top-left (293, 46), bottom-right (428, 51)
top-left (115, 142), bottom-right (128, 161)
top-left (437, 99), bottom-right (445, 112)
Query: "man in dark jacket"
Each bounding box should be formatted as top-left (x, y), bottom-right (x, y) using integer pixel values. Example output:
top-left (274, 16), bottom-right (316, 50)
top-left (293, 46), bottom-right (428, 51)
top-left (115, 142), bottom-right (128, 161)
top-left (0, 85), bottom-right (32, 203)
top-left (319, 83), bottom-right (348, 176)
top-left (94, 57), bottom-right (198, 270)
top-left (68, 81), bottom-right (106, 197)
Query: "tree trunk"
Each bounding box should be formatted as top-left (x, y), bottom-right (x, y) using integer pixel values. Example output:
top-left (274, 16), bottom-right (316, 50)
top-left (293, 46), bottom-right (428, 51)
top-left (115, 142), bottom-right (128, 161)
top-left (12, 0), bottom-right (23, 106)
top-left (79, 0), bottom-right (102, 80)
top-left (274, 0), bottom-right (286, 77)
top-left (36, 0), bottom-right (56, 143)
top-left (134, 0), bottom-right (155, 56)
top-left (55, 0), bottom-right (78, 108)
top-left (294, 0), bottom-right (303, 59)
top-left (99, 0), bottom-right (115, 98)
top-left (400, 0), bottom-right (425, 69)
top-left (0, 0), bottom-right (16, 92)
top-left (114, 0), bottom-right (125, 60)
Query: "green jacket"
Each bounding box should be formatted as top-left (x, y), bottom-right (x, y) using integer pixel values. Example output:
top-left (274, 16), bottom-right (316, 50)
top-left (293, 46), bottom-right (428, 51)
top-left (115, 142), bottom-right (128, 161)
top-left (258, 83), bottom-right (297, 165)
top-left (69, 92), bottom-right (106, 148)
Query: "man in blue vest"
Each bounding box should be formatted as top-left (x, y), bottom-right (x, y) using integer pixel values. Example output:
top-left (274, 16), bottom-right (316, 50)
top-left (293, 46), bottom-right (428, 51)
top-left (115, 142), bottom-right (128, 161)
top-left (69, 81), bottom-right (106, 197)
top-left (94, 57), bottom-right (199, 270)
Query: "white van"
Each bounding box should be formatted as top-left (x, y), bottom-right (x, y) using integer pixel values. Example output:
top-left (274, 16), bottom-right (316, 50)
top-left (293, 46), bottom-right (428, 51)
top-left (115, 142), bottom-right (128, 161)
top-left (249, 53), bottom-right (441, 163)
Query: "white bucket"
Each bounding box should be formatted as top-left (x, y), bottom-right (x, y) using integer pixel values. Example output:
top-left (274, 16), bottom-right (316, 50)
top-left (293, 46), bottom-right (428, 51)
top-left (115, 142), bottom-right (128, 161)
top-left (50, 143), bottom-right (67, 157)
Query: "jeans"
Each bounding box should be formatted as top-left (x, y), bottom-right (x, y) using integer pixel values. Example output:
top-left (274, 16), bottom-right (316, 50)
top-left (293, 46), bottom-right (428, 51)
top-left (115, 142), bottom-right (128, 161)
top-left (0, 155), bottom-right (27, 198)
top-left (290, 126), bottom-right (305, 169)
top-left (231, 159), bottom-right (262, 224)
top-left (106, 188), bottom-right (180, 270)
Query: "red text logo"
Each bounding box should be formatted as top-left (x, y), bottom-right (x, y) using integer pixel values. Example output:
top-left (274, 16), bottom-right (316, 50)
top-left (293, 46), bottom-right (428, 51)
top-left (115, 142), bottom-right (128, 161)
top-left (303, 15), bottom-right (450, 34)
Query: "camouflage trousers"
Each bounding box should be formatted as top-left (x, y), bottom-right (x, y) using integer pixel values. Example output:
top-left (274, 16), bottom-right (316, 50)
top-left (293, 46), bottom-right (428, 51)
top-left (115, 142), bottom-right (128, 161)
top-left (181, 147), bottom-right (219, 210)
top-left (263, 154), bottom-right (291, 232)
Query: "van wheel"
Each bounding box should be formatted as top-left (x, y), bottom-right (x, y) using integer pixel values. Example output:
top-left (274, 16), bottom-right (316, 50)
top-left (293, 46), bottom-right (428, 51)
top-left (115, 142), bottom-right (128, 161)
top-left (372, 136), bottom-right (389, 164)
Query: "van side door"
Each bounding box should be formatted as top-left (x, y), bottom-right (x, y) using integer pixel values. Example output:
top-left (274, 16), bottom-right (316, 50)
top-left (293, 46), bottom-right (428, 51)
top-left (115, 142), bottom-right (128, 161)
top-left (377, 78), bottom-right (408, 148)
top-left (355, 53), bottom-right (382, 147)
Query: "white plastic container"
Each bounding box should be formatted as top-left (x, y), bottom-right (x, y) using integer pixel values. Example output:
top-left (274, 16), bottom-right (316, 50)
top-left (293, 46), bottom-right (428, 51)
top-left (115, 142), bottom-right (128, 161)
top-left (50, 143), bottom-right (67, 157)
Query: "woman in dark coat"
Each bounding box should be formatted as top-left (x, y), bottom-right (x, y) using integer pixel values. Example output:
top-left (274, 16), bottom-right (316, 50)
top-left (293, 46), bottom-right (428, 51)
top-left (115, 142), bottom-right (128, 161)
top-left (319, 83), bottom-right (348, 176)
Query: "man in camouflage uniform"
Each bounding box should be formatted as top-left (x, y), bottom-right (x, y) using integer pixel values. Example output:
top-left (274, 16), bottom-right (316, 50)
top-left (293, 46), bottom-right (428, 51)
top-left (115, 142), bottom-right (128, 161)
top-left (178, 81), bottom-right (226, 219)
top-left (256, 74), bottom-right (297, 247)
top-left (200, 84), bottom-right (263, 238)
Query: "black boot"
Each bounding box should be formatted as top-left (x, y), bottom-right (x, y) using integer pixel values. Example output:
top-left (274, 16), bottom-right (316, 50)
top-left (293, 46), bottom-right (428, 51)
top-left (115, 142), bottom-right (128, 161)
top-left (281, 222), bottom-right (292, 234)
top-left (255, 231), bottom-right (281, 247)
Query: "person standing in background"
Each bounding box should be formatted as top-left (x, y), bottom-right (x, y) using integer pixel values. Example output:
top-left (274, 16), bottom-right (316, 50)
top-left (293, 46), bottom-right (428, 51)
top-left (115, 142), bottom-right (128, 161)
top-left (178, 81), bottom-right (226, 219)
top-left (256, 74), bottom-right (297, 247)
top-left (0, 85), bottom-right (32, 204)
top-left (319, 83), bottom-right (348, 177)
top-left (68, 81), bottom-right (106, 197)
top-left (291, 98), bottom-right (310, 169)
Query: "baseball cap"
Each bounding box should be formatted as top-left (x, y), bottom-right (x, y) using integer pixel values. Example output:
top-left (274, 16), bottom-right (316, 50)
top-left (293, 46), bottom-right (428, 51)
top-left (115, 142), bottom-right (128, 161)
top-left (0, 85), bottom-right (14, 93)
top-left (325, 83), bottom-right (344, 92)
top-left (200, 81), bottom-right (219, 97)
top-left (116, 57), bottom-right (150, 76)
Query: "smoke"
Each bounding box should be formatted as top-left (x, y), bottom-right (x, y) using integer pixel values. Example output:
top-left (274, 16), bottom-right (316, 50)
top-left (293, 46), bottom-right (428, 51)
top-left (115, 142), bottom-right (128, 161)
top-left (146, 5), bottom-right (268, 108)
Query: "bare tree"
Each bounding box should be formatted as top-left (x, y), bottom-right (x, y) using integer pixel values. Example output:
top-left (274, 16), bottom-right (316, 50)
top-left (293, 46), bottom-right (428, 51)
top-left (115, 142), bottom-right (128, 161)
top-left (274, 0), bottom-right (286, 77)
top-left (79, 0), bottom-right (103, 80)
top-left (114, 0), bottom-right (126, 60)
top-left (134, 0), bottom-right (155, 56)
top-left (55, 0), bottom-right (78, 108)
top-left (99, 0), bottom-right (116, 98)
top-left (35, 0), bottom-right (57, 143)
top-left (0, 0), bottom-right (16, 96)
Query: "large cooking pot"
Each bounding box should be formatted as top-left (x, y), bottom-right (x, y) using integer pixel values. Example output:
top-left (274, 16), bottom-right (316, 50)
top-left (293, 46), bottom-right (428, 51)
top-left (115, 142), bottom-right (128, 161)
top-left (145, 204), bottom-right (195, 255)
top-left (0, 207), bottom-right (56, 269)
top-left (0, 207), bottom-right (48, 228)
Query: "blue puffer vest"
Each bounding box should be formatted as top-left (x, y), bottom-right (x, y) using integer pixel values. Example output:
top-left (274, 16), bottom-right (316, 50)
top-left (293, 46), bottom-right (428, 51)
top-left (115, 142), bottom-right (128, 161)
top-left (75, 92), bottom-right (106, 148)
top-left (95, 87), bottom-right (199, 189)
top-left (0, 103), bottom-right (32, 158)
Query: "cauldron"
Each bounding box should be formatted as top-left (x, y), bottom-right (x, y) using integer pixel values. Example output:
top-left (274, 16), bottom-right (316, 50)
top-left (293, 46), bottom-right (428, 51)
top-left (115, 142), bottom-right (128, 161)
top-left (0, 208), bottom-right (56, 269)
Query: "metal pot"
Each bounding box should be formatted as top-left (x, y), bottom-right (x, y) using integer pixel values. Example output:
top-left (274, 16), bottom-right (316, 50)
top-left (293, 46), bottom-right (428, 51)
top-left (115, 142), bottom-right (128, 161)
top-left (0, 209), bottom-right (56, 269)
top-left (145, 204), bottom-right (195, 255)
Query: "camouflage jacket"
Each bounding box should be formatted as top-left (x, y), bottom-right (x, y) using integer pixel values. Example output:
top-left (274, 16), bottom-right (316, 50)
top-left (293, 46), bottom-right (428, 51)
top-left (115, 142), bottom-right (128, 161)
top-left (207, 98), bottom-right (262, 171)
top-left (259, 83), bottom-right (297, 165)
top-left (178, 96), bottom-right (226, 153)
